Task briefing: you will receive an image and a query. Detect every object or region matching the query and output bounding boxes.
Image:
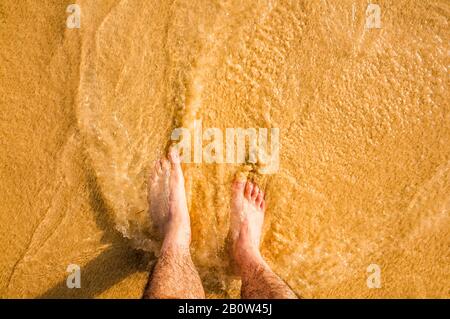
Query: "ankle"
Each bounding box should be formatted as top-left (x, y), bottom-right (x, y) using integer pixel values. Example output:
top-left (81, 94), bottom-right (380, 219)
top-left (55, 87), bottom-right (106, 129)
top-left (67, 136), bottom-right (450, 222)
top-left (161, 225), bottom-right (191, 250)
top-left (161, 238), bottom-right (190, 255)
top-left (235, 247), bottom-right (266, 272)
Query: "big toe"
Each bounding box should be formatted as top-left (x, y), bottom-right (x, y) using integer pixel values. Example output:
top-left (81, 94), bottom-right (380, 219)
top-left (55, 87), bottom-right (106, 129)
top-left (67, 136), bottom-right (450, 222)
top-left (161, 158), bottom-right (170, 174)
top-left (168, 147), bottom-right (183, 177)
top-left (232, 179), bottom-right (246, 195)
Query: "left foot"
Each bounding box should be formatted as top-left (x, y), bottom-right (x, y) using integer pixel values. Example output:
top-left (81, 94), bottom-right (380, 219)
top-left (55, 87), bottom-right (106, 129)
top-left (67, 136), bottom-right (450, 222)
top-left (148, 148), bottom-right (191, 251)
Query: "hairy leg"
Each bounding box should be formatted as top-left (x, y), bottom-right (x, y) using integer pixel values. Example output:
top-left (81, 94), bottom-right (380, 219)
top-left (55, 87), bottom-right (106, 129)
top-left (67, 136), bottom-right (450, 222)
top-left (143, 245), bottom-right (204, 299)
top-left (230, 180), bottom-right (297, 299)
top-left (143, 149), bottom-right (204, 299)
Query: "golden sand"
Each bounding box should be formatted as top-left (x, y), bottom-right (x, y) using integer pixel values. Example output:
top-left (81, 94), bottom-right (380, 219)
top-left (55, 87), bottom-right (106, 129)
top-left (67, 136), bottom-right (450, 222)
top-left (0, 0), bottom-right (449, 298)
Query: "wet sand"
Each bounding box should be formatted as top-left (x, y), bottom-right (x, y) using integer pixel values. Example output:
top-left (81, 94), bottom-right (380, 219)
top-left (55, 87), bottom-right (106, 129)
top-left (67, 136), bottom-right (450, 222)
top-left (0, 0), bottom-right (449, 298)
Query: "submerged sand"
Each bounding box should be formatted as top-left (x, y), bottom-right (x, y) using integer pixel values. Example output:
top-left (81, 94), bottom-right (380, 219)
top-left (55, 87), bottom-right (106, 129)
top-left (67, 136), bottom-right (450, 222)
top-left (0, 0), bottom-right (449, 298)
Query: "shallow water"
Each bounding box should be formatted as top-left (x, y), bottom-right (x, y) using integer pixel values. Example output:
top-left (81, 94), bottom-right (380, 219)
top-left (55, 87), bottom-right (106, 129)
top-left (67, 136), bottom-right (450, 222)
top-left (1, 0), bottom-right (449, 298)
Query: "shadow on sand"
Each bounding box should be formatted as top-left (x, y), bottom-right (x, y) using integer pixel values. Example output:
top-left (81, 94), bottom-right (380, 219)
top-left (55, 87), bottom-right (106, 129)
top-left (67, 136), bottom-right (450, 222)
top-left (38, 164), bottom-right (153, 298)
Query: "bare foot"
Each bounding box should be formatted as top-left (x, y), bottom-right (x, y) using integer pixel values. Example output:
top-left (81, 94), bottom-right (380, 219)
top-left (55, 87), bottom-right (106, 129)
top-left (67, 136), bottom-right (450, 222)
top-left (148, 157), bottom-right (169, 237)
top-left (148, 148), bottom-right (191, 251)
top-left (230, 179), bottom-right (266, 272)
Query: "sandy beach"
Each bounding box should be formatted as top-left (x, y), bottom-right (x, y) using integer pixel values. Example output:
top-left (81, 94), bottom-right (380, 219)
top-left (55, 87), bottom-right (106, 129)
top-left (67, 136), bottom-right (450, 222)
top-left (0, 0), bottom-right (449, 298)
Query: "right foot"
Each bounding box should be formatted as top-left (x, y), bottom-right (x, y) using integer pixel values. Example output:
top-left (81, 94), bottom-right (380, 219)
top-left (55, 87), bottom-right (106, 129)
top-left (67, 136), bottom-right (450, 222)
top-left (230, 179), bottom-right (266, 271)
top-left (148, 148), bottom-right (191, 251)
